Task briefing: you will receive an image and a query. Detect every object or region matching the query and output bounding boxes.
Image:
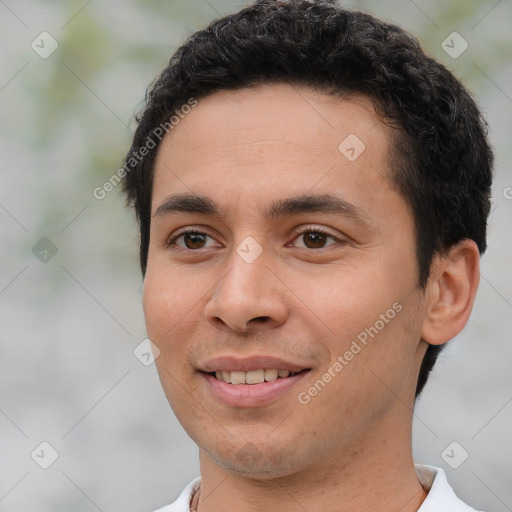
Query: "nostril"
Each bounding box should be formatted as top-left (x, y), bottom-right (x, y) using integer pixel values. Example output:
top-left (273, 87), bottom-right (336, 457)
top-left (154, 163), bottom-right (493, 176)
top-left (252, 316), bottom-right (271, 323)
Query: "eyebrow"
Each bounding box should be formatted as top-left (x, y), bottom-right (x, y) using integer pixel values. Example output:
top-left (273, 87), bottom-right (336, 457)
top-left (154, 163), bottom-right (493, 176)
top-left (153, 193), bottom-right (372, 226)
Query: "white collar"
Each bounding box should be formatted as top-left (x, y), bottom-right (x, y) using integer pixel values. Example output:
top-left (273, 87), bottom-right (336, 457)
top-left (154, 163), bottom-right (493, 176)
top-left (415, 464), bottom-right (481, 511)
top-left (153, 465), bottom-right (480, 511)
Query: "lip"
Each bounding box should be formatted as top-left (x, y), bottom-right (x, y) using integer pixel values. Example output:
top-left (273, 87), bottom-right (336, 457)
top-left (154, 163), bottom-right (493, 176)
top-left (201, 370), bottom-right (310, 407)
top-left (199, 355), bottom-right (310, 373)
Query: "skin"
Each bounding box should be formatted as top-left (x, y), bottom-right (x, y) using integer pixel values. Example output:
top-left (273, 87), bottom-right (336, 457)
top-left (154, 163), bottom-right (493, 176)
top-left (143, 84), bottom-right (480, 511)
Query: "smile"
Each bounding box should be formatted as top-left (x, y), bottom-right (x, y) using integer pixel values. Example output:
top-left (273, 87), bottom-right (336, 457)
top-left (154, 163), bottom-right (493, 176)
top-left (212, 369), bottom-right (303, 385)
top-left (202, 369), bottom-right (310, 407)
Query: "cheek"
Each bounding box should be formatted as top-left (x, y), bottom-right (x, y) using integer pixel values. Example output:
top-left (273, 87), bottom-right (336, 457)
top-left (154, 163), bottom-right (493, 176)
top-left (294, 262), bottom-right (407, 339)
top-left (142, 265), bottom-right (196, 344)
top-left (291, 259), bottom-right (421, 393)
top-left (142, 269), bottom-right (201, 408)
top-left (142, 273), bottom-right (168, 341)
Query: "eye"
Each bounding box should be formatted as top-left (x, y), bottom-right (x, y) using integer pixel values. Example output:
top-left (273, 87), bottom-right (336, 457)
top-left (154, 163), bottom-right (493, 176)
top-left (166, 226), bottom-right (344, 251)
top-left (167, 229), bottom-right (219, 250)
top-left (290, 226), bottom-right (343, 249)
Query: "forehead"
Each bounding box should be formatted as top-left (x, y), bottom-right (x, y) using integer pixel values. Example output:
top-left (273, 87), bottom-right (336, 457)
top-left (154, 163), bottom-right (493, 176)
top-left (151, 84), bottom-right (399, 219)
top-left (160, 84), bottom-right (388, 157)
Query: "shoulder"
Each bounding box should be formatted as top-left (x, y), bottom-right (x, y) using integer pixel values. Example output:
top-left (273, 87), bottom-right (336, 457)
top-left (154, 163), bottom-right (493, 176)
top-left (151, 477), bottom-right (201, 512)
top-left (151, 469), bottom-right (483, 512)
top-left (415, 464), bottom-right (483, 512)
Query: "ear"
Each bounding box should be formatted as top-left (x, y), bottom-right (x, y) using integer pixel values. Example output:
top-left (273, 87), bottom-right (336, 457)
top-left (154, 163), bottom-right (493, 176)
top-left (421, 239), bottom-right (480, 346)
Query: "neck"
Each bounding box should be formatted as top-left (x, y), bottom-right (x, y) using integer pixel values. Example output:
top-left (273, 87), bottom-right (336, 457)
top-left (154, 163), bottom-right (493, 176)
top-left (195, 413), bottom-right (427, 512)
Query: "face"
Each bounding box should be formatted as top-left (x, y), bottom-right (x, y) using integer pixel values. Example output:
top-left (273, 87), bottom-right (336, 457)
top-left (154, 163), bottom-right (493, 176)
top-left (143, 84), bottom-right (428, 479)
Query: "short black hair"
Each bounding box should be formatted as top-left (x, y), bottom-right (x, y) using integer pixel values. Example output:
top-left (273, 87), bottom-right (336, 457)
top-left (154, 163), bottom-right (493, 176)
top-left (122, 0), bottom-right (493, 398)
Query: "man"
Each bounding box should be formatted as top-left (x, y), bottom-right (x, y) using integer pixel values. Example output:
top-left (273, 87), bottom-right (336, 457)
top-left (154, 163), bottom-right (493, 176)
top-left (122, 1), bottom-right (493, 510)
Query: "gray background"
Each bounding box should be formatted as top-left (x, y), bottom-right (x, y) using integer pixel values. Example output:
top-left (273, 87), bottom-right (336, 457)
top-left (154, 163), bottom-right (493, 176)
top-left (0, 0), bottom-right (511, 510)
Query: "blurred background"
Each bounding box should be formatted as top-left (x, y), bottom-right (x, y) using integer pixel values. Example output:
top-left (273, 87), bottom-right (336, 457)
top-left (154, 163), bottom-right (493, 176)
top-left (0, 0), bottom-right (511, 510)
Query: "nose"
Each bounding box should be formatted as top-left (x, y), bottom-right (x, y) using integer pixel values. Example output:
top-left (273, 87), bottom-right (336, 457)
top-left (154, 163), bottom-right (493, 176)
top-left (204, 248), bottom-right (289, 333)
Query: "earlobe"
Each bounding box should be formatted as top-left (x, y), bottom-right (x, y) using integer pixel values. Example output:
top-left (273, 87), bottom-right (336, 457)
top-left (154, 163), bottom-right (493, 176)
top-left (421, 240), bottom-right (480, 346)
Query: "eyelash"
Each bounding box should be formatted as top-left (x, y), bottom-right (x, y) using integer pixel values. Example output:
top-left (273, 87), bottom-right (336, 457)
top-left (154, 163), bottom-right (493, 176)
top-left (165, 225), bottom-right (343, 251)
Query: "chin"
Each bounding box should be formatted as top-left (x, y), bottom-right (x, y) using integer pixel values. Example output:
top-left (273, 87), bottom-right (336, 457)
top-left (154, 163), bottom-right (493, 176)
top-left (203, 440), bottom-right (307, 480)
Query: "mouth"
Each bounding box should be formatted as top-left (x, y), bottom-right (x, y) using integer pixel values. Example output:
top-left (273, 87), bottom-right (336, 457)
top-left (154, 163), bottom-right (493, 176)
top-left (198, 355), bottom-right (313, 406)
top-left (198, 356), bottom-right (312, 407)
top-left (208, 368), bottom-right (310, 385)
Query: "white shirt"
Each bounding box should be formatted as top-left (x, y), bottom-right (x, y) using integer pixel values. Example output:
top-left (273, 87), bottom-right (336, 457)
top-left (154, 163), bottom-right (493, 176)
top-left (153, 464), bottom-right (481, 512)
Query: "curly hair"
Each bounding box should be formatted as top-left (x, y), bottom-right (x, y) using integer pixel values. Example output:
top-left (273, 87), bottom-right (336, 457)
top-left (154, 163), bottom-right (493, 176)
top-left (122, 0), bottom-right (493, 397)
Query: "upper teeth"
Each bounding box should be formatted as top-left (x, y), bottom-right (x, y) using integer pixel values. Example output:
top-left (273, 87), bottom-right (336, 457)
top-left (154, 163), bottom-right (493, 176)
top-left (214, 369), bottom-right (295, 384)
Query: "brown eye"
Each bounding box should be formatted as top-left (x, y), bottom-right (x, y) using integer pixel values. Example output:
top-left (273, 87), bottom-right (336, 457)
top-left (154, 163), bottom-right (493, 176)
top-left (182, 232), bottom-right (207, 249)
top-left (167, 230), bottom-right (218, 250)
top-left (292, 228), bottom-right (340, 249)
top-left (302, 232), bottom-right (329, 248)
